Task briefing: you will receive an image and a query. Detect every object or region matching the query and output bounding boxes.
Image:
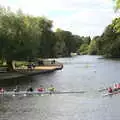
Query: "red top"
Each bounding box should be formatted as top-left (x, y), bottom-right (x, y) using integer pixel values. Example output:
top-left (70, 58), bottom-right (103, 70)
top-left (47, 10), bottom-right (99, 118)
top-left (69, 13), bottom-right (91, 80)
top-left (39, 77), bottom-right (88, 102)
top-left (0, 88), bottom-right (4, 92)
top-left (108, 87), bottom-right (112, 93)
top-left (115, 84), bottom-right (120, 89)
top-left (37, 88), bottom-right (44, 92)
top-left (118, 84), bottom-right (120, 89)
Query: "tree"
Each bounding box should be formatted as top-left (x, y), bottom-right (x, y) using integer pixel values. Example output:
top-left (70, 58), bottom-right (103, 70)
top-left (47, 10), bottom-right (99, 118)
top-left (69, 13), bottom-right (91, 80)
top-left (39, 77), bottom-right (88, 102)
top-left (114, 0), bottom-right (120, 9)
top-left (63, 31), bottom-right (74, 56)
top-left (55, 29), bottom-right (82, 57)
top-left (77, 36), bottom-right (91, 55)
top-left (81, 36), bottom-right (91, 45)
top-left (79, 44), bottom-right (89, 55)
top-left (0, 5), bottom-right (92, 71)
top-left (88, 40), bottom-right (97, 55)
top-left (88, 36), bottom-right (102, 55)
top-left (0, 7), bottom-right (39, 71)
top-left (112, 18), bottom-right (120, 33)
top-left (54, 29), bottom-right (66, 57)
top-left (38, 17), bottom-right (56, 58)
top-left (72, 35), bottom-right (83, 53)
top-left (96, 23), bottom-right (120, 57)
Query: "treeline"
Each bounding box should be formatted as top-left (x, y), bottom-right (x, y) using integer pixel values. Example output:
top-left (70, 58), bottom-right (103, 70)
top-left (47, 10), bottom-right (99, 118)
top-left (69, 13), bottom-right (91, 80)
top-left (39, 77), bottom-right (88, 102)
top-left (78, 0), bottom-right (120, 57)
top-left (0, 6), bottom-right (91, 70)
top-left (80, 17), bottom-right (120, 58)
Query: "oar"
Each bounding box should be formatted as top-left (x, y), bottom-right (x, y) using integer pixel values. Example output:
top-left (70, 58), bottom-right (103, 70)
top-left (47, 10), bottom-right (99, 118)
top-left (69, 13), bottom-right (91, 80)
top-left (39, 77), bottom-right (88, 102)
top-left (48, 91), bottom-right (86, 94)
top-left (1, 90), bottom-right (87, 95)
top-left (98, 88), bottom-right (107, 92)
top-left (98, 83), bottom-right (109, 92)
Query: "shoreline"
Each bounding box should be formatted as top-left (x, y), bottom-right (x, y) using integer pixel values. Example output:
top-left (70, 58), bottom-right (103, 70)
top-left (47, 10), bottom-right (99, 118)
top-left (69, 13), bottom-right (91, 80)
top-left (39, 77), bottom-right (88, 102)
top-left (0, 64), bottom-right (63, 80)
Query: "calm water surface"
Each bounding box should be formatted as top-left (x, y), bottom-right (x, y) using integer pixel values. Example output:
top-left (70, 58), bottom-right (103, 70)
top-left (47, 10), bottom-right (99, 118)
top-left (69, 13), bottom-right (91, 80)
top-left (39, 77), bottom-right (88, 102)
top-left (0, 55), bottom-right (120, 120)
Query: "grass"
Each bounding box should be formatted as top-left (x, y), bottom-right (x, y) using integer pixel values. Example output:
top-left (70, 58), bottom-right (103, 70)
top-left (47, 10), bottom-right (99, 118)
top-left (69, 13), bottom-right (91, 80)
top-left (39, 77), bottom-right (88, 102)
top-left (15, 61), bottom-right (28, 67)
top-left (0, 60), bottom-right (7, 67)
top-left (0, 60), bottom-right (28, 68)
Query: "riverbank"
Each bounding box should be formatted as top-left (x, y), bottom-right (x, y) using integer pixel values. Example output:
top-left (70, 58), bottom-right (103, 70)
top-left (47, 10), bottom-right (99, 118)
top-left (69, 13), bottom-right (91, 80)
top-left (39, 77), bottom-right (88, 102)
top-left (0, 64), bottom-right (63, 80)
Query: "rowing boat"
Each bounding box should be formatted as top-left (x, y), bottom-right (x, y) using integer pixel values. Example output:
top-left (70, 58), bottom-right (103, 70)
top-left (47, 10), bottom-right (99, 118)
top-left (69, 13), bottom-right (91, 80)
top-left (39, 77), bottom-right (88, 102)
top-left (103, 89), bottom-right (120, 97)
top-left (0, 90), bottom-right (86, 96)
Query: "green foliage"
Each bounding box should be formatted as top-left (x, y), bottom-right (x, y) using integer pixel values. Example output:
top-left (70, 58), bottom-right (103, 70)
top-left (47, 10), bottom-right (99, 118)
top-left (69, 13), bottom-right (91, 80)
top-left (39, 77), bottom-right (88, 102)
top-left (88, 40), bottom-right (97, 55)
top-left (14, 61), bottom-right (28, 67)
top-left (112, 18), bottom-right (120, 33)
top-left (79, 44), bottom-right (89, 55)
top-left (55, 29), bottom-right (83, 57)
top-left (88, 36), bottom-right (101, 55)
top-left (38, 18), bottom-right (56, 58)
top-left (101, 25), bottom-right (118, 57)
top-left (0, 6), bottom-right (58, 70)
top-left (0, 8), bottom-right (40, 62)
top-left (72, 35), bottom-right (83, 52)
top-left (76, 36), bottom-right (91, 55)
top-left (81, 36), bottom-right (91, 45)
top-left (114, 0), bottom-right (120, 10)
top-left (0, 5), bottom-right (87, 70)
top-left (94, 18), bottom-right (120, 58)
top-left (0, 6), bottom-right (56, 62)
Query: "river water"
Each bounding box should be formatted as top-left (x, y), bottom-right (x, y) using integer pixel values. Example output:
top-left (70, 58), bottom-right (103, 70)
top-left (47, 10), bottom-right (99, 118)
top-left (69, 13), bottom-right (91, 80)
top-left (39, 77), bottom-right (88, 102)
top-left (0, 55), bottom-right (120, 120)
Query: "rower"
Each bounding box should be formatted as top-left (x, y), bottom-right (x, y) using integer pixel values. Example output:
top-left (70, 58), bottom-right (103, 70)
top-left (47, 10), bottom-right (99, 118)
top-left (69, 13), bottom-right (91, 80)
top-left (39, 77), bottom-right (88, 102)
top-left (13, 86), bottom-right (20, 92)
top-left (118, 83), bottom-right (120, 89)
top-left (116, 83), bottom-right (120, 90)
top-left (108, 87), bottom-right (112, 93)
top-left (37, 85), bottom-right (45, 92)
top-left (26, 86), bottom-right (34, 92)
top-left (113, 83), bottom-right (118, 91)
top-left (0, 88), bottom-right (4, 93)
top-left (48, 85), bottom-right (55, 94)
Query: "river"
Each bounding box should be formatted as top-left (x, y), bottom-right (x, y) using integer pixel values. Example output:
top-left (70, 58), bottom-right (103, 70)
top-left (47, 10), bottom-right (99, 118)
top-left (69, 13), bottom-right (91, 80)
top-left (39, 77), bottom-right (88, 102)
top-left (0, 55), bottom-right (120, 120)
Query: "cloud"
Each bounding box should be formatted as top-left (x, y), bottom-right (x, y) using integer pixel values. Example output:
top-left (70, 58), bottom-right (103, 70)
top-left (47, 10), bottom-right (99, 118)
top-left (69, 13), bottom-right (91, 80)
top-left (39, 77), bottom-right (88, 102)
top-left (0, 0), bottom-right (117, 37)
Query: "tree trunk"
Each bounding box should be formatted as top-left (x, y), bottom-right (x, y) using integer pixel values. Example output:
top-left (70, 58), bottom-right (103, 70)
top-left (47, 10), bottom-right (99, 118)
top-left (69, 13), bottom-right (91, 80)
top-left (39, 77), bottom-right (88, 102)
top-left (7, 60), bottom-right (14, 71)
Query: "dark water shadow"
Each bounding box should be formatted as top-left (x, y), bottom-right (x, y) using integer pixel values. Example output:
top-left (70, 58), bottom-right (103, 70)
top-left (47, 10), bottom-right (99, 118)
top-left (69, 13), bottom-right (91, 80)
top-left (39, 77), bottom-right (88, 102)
top-left (0, 76), bottom-right (33, 90)
top-left (0, 72), bottom-right (57, 90)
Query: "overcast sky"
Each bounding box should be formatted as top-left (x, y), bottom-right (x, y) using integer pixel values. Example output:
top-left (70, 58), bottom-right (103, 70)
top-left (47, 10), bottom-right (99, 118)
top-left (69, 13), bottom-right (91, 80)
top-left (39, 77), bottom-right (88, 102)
top-left (0, 0), bottom-right (119, 37)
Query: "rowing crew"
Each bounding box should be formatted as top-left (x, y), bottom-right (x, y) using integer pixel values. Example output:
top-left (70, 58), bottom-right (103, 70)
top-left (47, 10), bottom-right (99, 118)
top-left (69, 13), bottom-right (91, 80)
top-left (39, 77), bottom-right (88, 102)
top-left (26, 85), bottom-right (55, 93)
top-left (108, 83), bottom-right (120, 93)
top-left (0, 85), bottom-right (56, 94)
top-left (26, 85), bottom-right (45, 92)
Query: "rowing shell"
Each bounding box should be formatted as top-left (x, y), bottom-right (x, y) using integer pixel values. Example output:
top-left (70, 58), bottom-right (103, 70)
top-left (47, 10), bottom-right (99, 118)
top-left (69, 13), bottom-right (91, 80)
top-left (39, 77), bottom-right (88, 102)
top-left (103, 89), bottom-right (120, 97)
top-left (0, 91), bottom-right (86, 96)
